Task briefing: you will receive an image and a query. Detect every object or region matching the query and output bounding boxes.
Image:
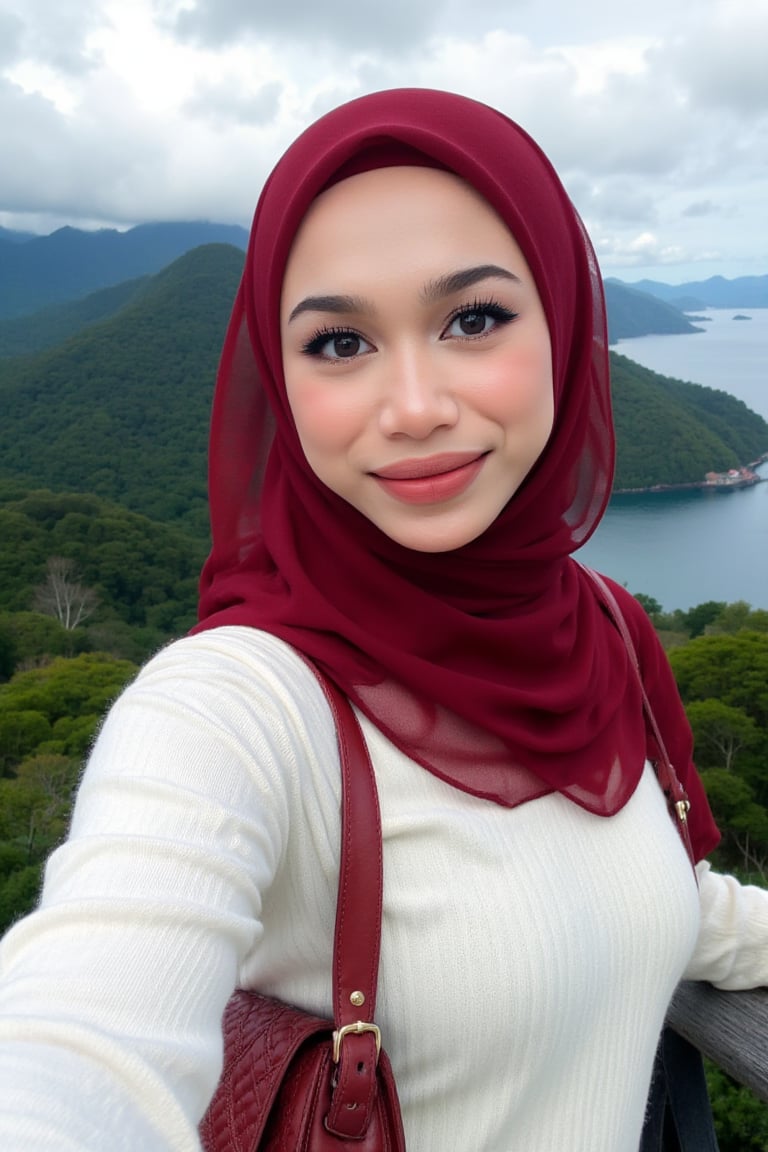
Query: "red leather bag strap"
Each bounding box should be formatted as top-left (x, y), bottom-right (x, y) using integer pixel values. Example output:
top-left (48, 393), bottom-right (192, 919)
top-left (579, 566), bottom-right (697, 873)
top-left (308, 666), bottom-right (386, 1138)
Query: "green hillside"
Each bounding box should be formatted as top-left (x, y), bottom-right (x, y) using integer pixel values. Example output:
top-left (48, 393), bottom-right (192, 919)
top-left (0, 245), bottom-right (765, 528)
top-left (610, 353), bottom-right (768, 489)
top-left (604, 280), bottom-right (702, 342)
top-left (0, 243), bottom-right (244, 538)
top-left (0, 275), bottom-right (151, 358)
top-left (2, 266), bottom-right (695, 357)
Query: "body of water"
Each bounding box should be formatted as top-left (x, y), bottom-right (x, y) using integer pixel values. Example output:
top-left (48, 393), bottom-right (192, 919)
top-left (576, 308), bottom-right (768, 611)
top-left (576, 466), bottom-right (768, 611)
top-left (611, 308), bottom-right (768, 419)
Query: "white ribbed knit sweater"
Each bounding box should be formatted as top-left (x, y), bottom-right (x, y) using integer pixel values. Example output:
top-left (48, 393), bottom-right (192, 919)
top-left (0, 627), bottom-right (766, 1151)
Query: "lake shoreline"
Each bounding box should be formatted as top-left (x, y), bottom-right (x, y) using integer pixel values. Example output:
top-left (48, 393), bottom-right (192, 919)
top-left (608, 309), bottom-right (768, 421)
top-left (612, 454), bottom-right (768, 496)
top-left (579, 315), bottom-right (768, 610)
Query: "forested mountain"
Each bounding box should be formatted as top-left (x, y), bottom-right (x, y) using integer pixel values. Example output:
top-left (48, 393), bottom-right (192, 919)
top-left (1, 216), bottom-right (740, 337)
top-left (0, 276), bottom-right (151, 358)
top-left (604, 280), bottom-right (701, 342)
top-left (0, 221), bottom-right (249, 319)
top-left (613, 273), bottom-right (768, 310)
top-left (0, 244), bottom-right (244, 537)
top-left (0, 261), bottom-right (694, 358)
top-left (0, 244), bottom-right (766, 520)
top-left (609, 353), bottom-right (768, 489)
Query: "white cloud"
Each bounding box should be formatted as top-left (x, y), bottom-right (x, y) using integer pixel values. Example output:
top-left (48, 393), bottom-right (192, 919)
top-left (681, 200), bottom-right (720, 219)
top-left (161, 0), bottom-right (520, 55)
top-left (0, 0), bottom-right (766, 279)
top-left (0, 11), bottom-right (24, 69)
top-left (1, 0), bottom-right (105, 75)
top-left (659, 0), bottom-right (768, 115)
top-left (553, 37), bottom-right (655, 96)
top-left (183, 79), bottom-right (282, 126)
top-left (575, 178), bottom-right (658, 227)
top-left (596, 231), bottom-right (693, 270)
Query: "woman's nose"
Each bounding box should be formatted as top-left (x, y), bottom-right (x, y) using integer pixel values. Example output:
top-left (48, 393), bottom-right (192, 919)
top-left (377, 347), bottom-right (459, 439)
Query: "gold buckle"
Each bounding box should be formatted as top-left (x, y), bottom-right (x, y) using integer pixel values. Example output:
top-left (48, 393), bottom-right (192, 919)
top-left (675, 799), bottom-right (691, 823)
top-left (332, 1022), bottom-right (381, 1064)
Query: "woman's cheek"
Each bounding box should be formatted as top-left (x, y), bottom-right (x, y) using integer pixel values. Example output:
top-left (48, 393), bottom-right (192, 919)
top-left (288, 377), bottom-right (358, 460)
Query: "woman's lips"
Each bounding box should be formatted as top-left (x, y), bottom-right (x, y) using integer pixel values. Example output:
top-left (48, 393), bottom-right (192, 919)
top-left (371, 452), bottom-right (487, 504)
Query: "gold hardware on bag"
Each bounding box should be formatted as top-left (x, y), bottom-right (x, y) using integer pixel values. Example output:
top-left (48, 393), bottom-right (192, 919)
top-left (332, 1021), bottom-right (382, 1063)
top-left (350, 991), bottom-right (365, 1007)
top-left (675, 799), bottom-right (691, 823)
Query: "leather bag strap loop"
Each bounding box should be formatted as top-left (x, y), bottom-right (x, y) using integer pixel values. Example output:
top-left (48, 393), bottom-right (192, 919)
top-left (306, 665), bottom-right (385, 1138)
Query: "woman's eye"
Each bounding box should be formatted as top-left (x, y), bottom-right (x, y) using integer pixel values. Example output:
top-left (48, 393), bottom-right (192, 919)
top-left (302, 329), bottom-right (373, 360)
top-left (444, 303), bottom-right (518, 340)
top-left (452, 310), bottom-right (492, 337)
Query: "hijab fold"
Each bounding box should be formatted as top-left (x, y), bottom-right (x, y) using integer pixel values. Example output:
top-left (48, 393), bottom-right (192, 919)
top-left (194, 89), bottom-right (719, 861)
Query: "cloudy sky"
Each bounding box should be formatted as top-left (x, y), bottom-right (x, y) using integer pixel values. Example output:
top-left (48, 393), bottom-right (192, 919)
top-left (1, 0), bottom-right (766, 283)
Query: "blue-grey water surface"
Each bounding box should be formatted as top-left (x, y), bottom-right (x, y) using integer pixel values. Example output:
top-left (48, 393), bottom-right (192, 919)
top-left (575, 309), bottom-right (768, 611)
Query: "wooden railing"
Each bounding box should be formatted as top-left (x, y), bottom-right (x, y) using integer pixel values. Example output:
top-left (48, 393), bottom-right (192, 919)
top-left (668, 982), bottom-right (768, 1102)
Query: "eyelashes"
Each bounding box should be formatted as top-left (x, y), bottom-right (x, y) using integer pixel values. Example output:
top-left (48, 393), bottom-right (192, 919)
top-left (443, 298), bottom-right (519, 339)
top-left (299, 296), bottom-right (519, 362)
top-left (300, 326), bottom-right (370, 359)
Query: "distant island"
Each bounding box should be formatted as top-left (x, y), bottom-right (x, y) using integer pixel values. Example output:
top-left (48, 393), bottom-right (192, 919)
top-left (733, 314), bottom-right (752, 321)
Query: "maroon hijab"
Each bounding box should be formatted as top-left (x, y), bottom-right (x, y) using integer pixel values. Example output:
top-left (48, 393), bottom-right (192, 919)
top-left (194, 89), bottom-right (718, 860)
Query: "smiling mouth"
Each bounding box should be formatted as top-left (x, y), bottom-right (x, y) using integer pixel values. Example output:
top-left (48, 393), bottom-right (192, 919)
top-left (371, 452), bottom-right (488, 504)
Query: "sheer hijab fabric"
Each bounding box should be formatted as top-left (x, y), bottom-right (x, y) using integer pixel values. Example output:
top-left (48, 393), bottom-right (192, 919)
top-left (194, 88), bottom-right (718, 859)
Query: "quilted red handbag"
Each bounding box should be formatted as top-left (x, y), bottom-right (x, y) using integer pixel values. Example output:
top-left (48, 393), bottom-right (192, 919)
top-left (199, 669), bottom-right (407, 1151)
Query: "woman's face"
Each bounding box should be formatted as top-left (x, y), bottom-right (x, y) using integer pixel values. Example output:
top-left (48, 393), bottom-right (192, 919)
top-left (280, 165), bottom-right (554, 553)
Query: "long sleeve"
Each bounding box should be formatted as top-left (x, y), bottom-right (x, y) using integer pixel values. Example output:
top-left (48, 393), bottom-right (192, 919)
top-left (1, 625), bottom-right (765, 1151)
top-left (684, 860), bottom-right (768, 989)
top-left (0, 629), bottom-right (336, 1150)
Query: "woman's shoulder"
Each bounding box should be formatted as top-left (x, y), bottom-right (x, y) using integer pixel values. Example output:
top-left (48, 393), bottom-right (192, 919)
top-left (72, 627), bottom-right (343, 844)
top-left (141, 624), bottom-right (309, 674)
top-left (96, 626), bottom-right (340, 786)
top-left (132, 626), bottom-right (326, 714)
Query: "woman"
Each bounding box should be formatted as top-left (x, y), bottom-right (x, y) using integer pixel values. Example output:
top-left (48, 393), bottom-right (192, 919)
top-left (0, 88), bottom-right (766, 1151)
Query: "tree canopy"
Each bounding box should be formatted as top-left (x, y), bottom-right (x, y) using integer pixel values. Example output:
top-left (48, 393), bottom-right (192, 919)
top-left (0, 244), bottom-right (244, 537)
top-left (669, 630), bottom-right (768, 875)
top-left (0, 489), bottom-right (207, 653)
top-left (609, 354), bottom-right (768, 490)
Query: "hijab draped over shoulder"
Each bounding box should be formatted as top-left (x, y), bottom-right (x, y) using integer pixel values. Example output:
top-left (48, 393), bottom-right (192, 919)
top-left (193, 88), bottom-right (718, 861)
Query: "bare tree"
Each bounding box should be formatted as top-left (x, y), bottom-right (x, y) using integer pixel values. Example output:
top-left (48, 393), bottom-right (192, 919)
top-left (33, 557), bottom-right (99, 630)
top-left (733, 832), bottom-right (768, 883)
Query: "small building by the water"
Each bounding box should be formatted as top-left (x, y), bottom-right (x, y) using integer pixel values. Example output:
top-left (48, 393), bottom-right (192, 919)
top-left (704, 467), bottom-right (760, 489)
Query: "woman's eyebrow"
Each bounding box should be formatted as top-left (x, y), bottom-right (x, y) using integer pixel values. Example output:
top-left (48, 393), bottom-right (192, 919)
top-left (286, 264), bottom-right (520, 324)
top-left (287, 293), bottom-right (373, 323)
top-left (422, 264), bottom-right (521, 302)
